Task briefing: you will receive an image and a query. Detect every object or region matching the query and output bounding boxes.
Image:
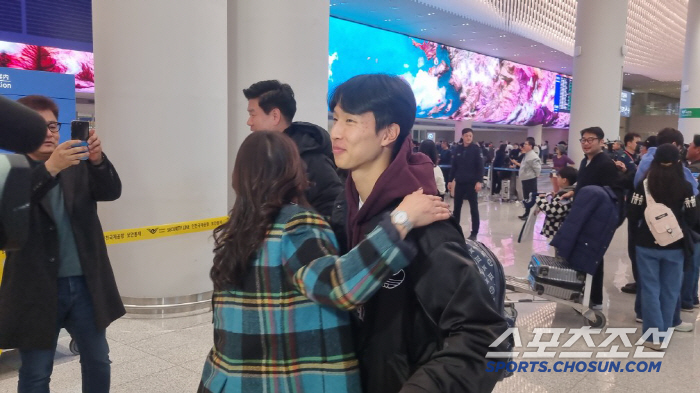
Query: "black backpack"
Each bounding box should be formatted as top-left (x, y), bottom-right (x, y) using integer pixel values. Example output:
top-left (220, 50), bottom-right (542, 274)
top-left (463, 239), bottom-right (516, 379)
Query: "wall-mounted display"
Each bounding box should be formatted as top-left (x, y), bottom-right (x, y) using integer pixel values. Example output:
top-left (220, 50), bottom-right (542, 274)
top-left (0, 41), bottom-right (94, 93)
top-left (620, 90), bottom-right (632, 117)
top-left (329, 18), bottom-right (570, 128)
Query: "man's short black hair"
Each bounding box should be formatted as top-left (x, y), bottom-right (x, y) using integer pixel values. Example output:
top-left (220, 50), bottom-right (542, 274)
top-left (657, 127), bottom-right (684, 146)
top-left (329, 74), bottom-right (417, 159)
top-left (623, 132), bottom-right (640, 145)
top-left (693, 134), bottom-right (700, 147)
top-left (17, 95), bottom-right (59, 118)
top-left (580, 126), bottom-right (605, 140)
top-left (462, 128), bottom-right (473, 135)
top-left (243, 80), bottom-right (297, 124)
top-left (558, 166), bottom-right (578, 185)
top-left (525, 137), bottom-right (536, 147)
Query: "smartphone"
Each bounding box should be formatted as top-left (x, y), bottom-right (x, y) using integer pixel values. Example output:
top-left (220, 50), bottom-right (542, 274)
top-left (71, 120), bottom-right (90, 141)
top-left (70, 120), bottom-right (90, 160)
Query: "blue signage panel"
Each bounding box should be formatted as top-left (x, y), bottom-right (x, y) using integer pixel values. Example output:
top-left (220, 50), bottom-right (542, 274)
top-left (0, 67), bottom-right (76, 146)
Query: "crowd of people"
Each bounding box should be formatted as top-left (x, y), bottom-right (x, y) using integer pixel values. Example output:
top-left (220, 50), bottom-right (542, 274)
top-left (3, 71), bottom-right (700, 392)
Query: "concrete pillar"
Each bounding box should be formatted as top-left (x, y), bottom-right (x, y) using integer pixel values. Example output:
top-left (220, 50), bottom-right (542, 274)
top-left (527, 124), bottom-right (543, 144)
top-left (679, 0), bottom-right (700, 143)
top-left (227, 0), bottom-right (330, 204)
top-left (567, 0), bottom-right (628, 163)
top-left (92, 0), bottom-right (228, 310)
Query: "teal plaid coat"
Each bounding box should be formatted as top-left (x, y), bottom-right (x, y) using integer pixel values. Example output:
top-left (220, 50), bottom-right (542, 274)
top-left (199, 204), bottom-right (415, 393)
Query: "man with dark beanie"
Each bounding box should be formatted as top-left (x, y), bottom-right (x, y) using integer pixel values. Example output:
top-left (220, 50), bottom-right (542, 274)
top-left (329, 74), bottom-right (507, 393)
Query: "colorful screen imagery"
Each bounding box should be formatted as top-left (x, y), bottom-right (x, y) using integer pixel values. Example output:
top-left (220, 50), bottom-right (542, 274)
top-left (0, 41), bottom-right (94, 93)
top-left (329, 18), bottom-right (570, 128)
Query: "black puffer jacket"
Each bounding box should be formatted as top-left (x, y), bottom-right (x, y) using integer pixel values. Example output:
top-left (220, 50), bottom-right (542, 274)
top-left (331, 198), bottom-right (508, 393)
top-left (284, 122), bottom-right (343, 217)
top-left (449, 143), bottom-right (485, 184)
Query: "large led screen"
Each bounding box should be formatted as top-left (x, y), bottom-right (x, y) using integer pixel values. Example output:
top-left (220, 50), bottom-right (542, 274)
top-left (0, 41), bottom-right (94, 93)
top-left (329, 18), bottom-right (570, 128)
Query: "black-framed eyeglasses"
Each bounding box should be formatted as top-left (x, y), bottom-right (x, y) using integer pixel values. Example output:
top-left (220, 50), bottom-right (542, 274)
top-left (579, 137), bottom-right (600, 144)
top-left (47, 122), bottom-right (61, 133)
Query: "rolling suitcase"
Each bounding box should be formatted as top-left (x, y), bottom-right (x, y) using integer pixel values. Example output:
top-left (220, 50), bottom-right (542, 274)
top-left (528, 254), bottom-right (585, 302)
top-left (501, 179), bottom-right (510, 200)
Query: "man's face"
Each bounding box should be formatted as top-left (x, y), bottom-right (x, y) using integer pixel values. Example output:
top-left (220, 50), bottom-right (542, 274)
top-left (330, 106), bottom-right (388, 172)
top-left (522, 141), bottom-right (532, 153)
top-left (688, 141), bottom-right (700, 162)
top-left (29, 109), bottom-right (60, 160)
top-left (442, 142), bottom-right (448, 150)
top-left (246, 98), bottom-right (278, 132)
top-left (580, 132), bottom-right (604, 156)
top-left (612, 142), bottom-right (622, 151)
top-left (626, 137), bottom-right (640, 151)
top-left (557, 176), bottom-right (569, 188)
top-left (462, 132), bottom-right (473, 145)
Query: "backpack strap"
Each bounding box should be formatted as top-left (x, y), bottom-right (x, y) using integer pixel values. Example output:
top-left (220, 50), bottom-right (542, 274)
top-left (643, 179), bottom-right (656, 204)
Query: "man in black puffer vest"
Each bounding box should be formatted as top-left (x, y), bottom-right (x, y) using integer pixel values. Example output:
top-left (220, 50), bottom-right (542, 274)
top-left (244, 80), bottom-right (343, 218)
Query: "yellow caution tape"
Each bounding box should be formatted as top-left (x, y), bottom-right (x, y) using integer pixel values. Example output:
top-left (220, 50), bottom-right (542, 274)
top-left (103, 216), bottom-right (228, 245)
top-left (0, 216), bottom-right (228, 355)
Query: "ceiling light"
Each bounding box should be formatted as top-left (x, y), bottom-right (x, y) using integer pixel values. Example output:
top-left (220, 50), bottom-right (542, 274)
top-left (459, 39), bottom-right (466, 42)
top-left (539, 60), bottom-right (545, 63)
top-left (531, 45), bottom-right (538, 47)
top-left (462, 23), bottom-right (469, 26)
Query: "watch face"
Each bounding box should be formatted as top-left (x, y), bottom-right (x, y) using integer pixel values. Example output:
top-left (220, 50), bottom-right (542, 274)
top-left (394, 211), bottom-right (408, 224)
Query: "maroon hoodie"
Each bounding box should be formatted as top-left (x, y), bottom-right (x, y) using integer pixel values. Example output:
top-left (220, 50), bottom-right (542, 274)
top-left (345, 138), bottom-right (438, 247)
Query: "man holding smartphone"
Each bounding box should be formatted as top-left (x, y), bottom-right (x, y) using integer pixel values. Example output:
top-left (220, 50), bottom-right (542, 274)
top-left (0, 95), bottom-right (123, 393)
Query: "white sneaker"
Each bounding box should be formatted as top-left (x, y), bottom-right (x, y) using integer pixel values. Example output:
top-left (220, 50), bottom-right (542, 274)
top-left (635, 317), bottom-right (643, 323)
top-left (674, 322), bottom-right (695, 332)
top-left (590, 304), bottom-right (603, 311)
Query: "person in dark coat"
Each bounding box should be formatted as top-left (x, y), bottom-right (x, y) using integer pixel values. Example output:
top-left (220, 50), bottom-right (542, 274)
top-left (448, 128), bottom-right (485, 240)
top-left (0, 95), bottom-right (123, 392)
top-left (560, 126), bottom-right (624, 310)
top-left (491, 144), bottom-right (508, 195)
top-left (243, 80), bottom-right (343, 218)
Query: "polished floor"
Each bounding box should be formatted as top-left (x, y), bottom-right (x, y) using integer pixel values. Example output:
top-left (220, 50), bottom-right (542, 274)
top-left (1, 178), bottom-right (699, 392)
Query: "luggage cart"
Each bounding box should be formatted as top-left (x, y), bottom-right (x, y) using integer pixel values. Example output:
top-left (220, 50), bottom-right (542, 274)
top-left (504, 272), bottom-right (606, 328)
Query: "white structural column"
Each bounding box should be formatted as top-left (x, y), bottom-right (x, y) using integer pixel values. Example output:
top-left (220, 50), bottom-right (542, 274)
top-left (567, 0), bottom-right (628, 163)
top-left (455, 119), bottom-right (474, 142)
top-left (679, 0), bottom-right (700, 142)
top-left (92, 1), bottom-right (228, 306)
top-left (527, 124), bottom-right (543, 144)
top-left (227, 0), bottom-right (330, 204)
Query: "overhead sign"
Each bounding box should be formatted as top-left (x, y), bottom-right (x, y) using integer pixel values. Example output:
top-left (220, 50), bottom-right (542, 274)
top-left (680, 108), bottom-right (700, 118)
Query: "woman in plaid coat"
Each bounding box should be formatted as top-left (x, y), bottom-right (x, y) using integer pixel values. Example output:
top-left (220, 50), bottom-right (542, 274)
top-left (198, 131), bottom-right (450, 393)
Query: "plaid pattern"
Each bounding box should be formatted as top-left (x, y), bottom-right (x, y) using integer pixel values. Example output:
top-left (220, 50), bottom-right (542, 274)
top-left (199, 204), bottom-right (414, 393)
top-left (536, 195), bottom-right (572, 238)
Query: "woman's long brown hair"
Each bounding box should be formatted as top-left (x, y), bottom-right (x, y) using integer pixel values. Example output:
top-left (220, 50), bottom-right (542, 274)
top-left (211, 131), bottom-right (309, 290)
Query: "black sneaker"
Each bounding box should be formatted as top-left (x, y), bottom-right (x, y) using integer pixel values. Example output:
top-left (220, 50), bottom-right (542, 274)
top-left (621, 282), bottom-right (636, 294)
top-left (468, 234), bottom-right (477, 241)
top-left (518, 214), bottom-right (528, 220)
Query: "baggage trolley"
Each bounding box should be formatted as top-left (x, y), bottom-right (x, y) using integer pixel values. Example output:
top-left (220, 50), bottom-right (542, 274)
top-left (504, 267), bottom-right (606, 328)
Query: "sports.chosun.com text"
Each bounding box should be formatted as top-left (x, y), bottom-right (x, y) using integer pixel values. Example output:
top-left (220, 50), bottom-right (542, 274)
top-left (486, 360), bottom-right (662, 374)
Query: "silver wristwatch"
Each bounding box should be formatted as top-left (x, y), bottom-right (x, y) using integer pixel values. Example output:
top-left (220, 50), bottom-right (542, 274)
top-left (391, 210), bottom-right (413, 232)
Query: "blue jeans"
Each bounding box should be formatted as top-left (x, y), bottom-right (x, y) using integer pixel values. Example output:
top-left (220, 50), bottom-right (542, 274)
top-left (680, 243), bottom-right (700, 309)
top-left (636, 246), bottom-right (684, 342)
top-left (18, 276), bottom-right (111, 393)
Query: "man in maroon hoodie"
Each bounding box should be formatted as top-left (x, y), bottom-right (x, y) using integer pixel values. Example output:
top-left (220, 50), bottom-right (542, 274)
top-left (329, 74), bottom-right (507, 393)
